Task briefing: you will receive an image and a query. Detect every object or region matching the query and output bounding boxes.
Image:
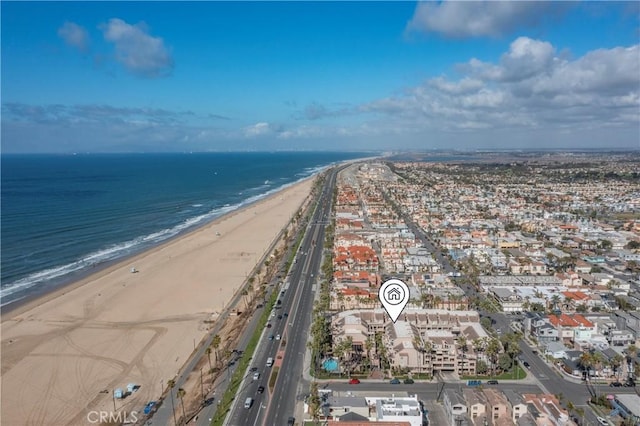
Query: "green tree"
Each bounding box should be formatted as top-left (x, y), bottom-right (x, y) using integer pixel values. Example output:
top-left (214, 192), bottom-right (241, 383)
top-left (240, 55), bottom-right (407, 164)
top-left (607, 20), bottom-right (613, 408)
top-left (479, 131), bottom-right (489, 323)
top-left (498, 353), bottom-right (512, 372)
top-left (481, 317), bottom-right (492, 331)
top-left (616, 296), bottom-right (631, 312)
top-left (599, 239), bottom-right (612, 251)
top-left (626, 241), bottom-right (640, 250)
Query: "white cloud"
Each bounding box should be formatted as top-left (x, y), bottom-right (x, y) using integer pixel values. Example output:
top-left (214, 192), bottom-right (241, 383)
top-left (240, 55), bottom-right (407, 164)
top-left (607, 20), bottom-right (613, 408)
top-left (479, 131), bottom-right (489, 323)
top-left (58, 21), bottom-right (90, 52)
top-left (243, 122), bottom-right (273, 137)
top-left (100, 18), bottom-right (173, 78)
top-left (362, 37), bottom-right (640, 134)
top-left (406, 1), bottom-right (552, 38)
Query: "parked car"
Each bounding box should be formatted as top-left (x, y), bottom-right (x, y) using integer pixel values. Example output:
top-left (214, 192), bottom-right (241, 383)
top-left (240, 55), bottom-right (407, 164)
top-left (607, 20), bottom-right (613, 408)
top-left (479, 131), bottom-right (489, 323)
top-left (257, 386), bottom-right (265, 394)
top-left (403, 378), bottom-right (414, 384)
top-left (287, 417), bottom-right (295, 425)
top-left (390, 378), bottom-right (401, 384)
top-left (204, 397), bottom-right (215, 406)
top-left (610, 382), bottom-right (622, 387)
top-left (277, 315), bottom-right (283, 320)
top-left (250, 366), bottom-right (258, 372)
top-left (143, 401), bottom-right (156, 415)
top-left (349, 378), bottom-right (360, 384)
top-left (523, 361), bottom-right (531, 369)
top-left (597, 416), bottom-right (609, 425)
top-left (487, 380), bottom-right (499, 385)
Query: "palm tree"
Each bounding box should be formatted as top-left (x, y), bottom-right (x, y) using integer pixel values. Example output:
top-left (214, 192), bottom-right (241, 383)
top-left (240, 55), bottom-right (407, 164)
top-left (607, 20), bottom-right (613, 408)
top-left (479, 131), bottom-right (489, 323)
top-left (485, 337), bottom-right (501, 377)
top-left (308, 381), bottom-right (321, 421)
top-left (205, 347), bottom-right (212, 372)
top-left (472, 338), bottom-right (484, 355)
top-left (457, 335), bottom-right (468, 376)
top-left (423, 340), bottom-right (433, 377)
top-left (611, 353), bottom-right (624, 382)
top-left (575, 407), bottom-right (585, 425)
top-left (564, 296), bottom-right (573, 310)
top-left (551, 294), bottom-right (561, 311)
top-left (337, 293), bottom-right (345, 311)
top-left (333, 340), bottom-right (346, 377)
top-left (579, 352), bottom-right (593, 380)
top-left (342, 336), bottom-right (354, 376)
top-left (591, 351), bottom-right (604, 378)
top-left (211, 334), bottom-right (221, 367)
top-left (566, 400), bottom-right (575, 421)
top-left (413, 336), bottom-right (426, 374)
top-left (433, 295), bottom-right (443, 310)
top-left (177, 387), bottom-right (186, 422)
top-left (167, 379), bottom-right (177, 425)
top-left (364, 336), bottom-right (374, 373)
top-left (241, 289), bottom-right (249, 310)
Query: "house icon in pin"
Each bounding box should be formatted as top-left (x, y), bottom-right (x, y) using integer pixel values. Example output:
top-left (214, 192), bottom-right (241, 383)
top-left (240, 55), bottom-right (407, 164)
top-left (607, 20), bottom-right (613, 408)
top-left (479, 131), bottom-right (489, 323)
top-left (386, 287), bottom-right (402, 302)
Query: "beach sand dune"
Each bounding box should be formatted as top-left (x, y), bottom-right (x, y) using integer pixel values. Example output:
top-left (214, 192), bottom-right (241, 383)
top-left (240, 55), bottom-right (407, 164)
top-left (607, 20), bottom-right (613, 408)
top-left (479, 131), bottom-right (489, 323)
top-left (1, 178), bottom-right (314, 426)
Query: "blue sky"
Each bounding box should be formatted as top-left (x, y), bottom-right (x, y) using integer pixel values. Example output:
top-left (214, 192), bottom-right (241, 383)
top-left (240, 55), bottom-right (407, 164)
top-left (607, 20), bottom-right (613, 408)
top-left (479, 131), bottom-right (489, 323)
top-left (2, 1), bottom-right (639, 153)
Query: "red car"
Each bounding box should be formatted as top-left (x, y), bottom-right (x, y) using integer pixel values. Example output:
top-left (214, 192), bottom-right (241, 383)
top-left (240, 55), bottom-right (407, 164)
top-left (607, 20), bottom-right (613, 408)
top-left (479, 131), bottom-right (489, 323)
top-left (348, 378), bottom-right (360, 384)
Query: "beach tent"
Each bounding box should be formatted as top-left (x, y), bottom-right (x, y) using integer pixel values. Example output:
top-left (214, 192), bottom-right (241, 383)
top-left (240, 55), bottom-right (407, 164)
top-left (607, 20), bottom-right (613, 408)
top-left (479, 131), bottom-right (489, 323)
top-left (114, 388), bottom-right (124, 399)
top-left (127, 383), bottom-right (137, 393)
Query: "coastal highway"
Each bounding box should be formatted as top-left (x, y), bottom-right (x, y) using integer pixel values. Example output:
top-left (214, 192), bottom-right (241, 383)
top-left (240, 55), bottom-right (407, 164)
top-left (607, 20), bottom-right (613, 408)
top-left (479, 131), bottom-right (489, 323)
top-left (152, 180), bottom-right (316, 426)
top-left (193, 192), bottom-right (314, 425)
top-left (222, 167), bottom-right (339, 426)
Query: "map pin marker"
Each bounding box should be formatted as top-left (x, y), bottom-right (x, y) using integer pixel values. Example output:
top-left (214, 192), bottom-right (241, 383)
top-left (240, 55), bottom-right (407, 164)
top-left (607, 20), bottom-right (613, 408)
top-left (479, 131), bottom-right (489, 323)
top-left (379, 278), bottom-right (410, 323)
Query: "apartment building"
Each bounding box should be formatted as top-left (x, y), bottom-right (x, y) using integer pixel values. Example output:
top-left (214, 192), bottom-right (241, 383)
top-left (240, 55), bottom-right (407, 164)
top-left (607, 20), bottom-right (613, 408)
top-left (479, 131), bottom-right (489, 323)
top-left (331, 308), bottom-right (486, 376)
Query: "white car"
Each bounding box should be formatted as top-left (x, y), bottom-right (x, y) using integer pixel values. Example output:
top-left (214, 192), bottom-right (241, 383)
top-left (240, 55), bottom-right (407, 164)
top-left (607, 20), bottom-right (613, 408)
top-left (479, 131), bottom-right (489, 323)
top-left (597, 417), bottom-right (609, 425)
top-left (275, 334), bottom-right (281, 340)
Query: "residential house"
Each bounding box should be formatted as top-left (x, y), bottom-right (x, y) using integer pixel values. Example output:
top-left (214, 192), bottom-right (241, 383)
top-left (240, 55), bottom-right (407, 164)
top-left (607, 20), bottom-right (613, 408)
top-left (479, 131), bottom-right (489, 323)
top-left (443, 389), bottom-right (469, 426)
top-left (522, 394), bottom-right (570, 425)
top-left (504, 390), bottom-right (528, 423)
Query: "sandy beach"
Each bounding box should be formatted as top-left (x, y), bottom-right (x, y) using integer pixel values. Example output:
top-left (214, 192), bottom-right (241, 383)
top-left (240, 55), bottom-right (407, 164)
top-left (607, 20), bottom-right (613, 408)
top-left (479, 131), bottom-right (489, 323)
top-left (1, 177), bottom-right (315, 426)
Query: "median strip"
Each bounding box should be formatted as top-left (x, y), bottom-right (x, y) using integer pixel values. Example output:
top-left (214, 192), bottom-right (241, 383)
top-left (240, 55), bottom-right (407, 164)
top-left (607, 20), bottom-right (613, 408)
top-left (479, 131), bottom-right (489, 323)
top-left (209, 287), bottom-right (280, 426)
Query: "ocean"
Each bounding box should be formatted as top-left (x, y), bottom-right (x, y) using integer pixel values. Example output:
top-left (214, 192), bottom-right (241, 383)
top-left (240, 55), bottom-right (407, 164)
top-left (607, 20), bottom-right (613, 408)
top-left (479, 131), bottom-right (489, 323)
top-left (1, 152), bottom-right (368, 307)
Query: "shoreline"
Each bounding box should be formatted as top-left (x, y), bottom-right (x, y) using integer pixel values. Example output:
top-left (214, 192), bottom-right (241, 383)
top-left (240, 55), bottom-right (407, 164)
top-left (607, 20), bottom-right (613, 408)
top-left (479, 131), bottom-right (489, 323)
top-left (0, 174), bottom-right (317, 320)
top-left (1, 174), bottom-right (317, 426)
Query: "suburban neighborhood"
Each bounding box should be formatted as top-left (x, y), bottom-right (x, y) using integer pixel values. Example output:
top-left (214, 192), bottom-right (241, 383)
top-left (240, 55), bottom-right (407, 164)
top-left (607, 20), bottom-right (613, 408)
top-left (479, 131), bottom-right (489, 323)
top-left (305, 155), bottom-right (640, 426)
